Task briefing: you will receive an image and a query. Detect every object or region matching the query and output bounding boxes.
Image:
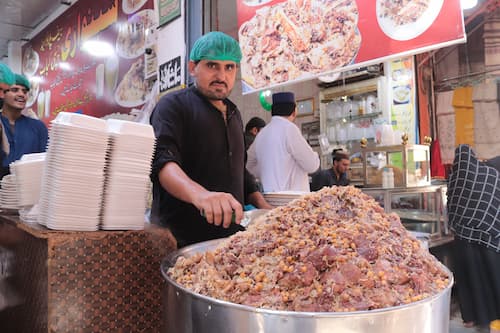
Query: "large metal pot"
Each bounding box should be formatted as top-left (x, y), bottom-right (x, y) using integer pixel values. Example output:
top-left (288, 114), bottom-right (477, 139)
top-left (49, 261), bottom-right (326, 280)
top-left (161, 239), bottom-right (453, 333)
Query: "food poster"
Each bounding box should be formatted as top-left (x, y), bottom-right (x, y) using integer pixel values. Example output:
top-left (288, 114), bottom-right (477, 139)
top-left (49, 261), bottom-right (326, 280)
top-left (237, 0), bottom-right (465, 94)
top-left (21, 0), bottom-right (156, 125)
top-left (390, 57), bottom-right (416, 145)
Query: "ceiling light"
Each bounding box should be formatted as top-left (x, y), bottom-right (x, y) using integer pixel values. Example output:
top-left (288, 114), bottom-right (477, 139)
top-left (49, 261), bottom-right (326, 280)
top-left (461, 0), bottom-right (478, 10)
top-left (81, 40), bottom-right (115, 57)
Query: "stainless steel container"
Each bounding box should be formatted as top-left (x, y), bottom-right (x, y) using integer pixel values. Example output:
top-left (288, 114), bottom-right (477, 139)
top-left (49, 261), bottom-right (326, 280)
top-left (162, 239), bottom-right (453, 333)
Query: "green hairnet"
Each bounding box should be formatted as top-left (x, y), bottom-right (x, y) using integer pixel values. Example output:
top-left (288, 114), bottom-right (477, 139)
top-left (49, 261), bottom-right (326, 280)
top-left (190, 31), bottom-right (242, 63)
top-left (15, 73), bottom-right (30, 90)
top-left (0, 63), bottom-right (15, 85)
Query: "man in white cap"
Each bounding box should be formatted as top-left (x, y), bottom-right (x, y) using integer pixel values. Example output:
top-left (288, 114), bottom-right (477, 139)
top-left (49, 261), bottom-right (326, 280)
top-left (247, 92), bottom-right (320, 192)
top-left (150, 31), bottom-right (271, 248)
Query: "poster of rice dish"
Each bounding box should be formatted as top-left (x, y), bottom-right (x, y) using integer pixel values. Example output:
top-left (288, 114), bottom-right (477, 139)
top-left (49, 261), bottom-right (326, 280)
top-left (237, 0), bottom-right (465, 94)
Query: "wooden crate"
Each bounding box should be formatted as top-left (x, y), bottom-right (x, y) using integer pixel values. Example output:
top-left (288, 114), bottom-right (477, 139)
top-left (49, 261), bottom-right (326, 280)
top-left (0, 215), bottom-right (176, 332)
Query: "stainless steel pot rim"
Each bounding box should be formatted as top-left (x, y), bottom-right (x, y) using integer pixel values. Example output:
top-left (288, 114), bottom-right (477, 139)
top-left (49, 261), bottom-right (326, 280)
top-left (162, 238), bottom-right (454, 318)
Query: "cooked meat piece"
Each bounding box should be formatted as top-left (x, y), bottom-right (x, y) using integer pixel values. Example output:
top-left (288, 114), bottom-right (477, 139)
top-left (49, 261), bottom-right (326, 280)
top-left (168, 186), bottom-right (450, 312)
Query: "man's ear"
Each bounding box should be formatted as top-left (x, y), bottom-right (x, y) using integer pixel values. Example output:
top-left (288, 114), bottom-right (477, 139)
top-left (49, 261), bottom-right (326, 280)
top-left (188, 61), bottom-right (197, 76)
top-left (250, 127), bottom-right (259, 136)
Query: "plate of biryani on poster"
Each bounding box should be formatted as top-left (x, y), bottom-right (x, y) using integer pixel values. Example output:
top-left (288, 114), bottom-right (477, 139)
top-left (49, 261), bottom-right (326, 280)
top-left (26, 78), bottom-right (40, 108)
top-left (376, 0), bottom-right (444, 41)
top-left (122, 0), bottom-right (148, 14)
top-left (22, 47), bottom-right (39, 76)
top-left (238, 0), bottom-right (361, 90)
top-left (116, 9), bottom-right (156, 59)
top-left (114, 57), bottom-right (149, 108)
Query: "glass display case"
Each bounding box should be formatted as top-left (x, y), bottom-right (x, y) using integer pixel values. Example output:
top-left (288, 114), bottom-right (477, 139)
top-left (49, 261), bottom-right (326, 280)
top-left (320, 77), bottom-right (388, 149)
top-left (362, 185), bottom-right (452, 247)
top-left (349, 144), bottom-right (431, 188)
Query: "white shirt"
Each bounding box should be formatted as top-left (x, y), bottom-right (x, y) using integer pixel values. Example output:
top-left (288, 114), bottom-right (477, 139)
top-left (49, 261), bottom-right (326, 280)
top-left (247, 116), bottom-right (319, 192)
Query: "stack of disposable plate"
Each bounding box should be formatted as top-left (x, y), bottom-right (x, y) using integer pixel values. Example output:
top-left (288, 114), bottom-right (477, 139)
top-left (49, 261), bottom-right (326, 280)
top-left (263, 191), bottom-right (307, 207)
top-left (100, 119), bottom-right (155, 230)
top-left (19, 205), bottom-right (40, 224)
top-left (10, 152), bottom-right (46, 207)
top-left (38, 112), bottom-right (109, 231)
top-left (0, 174), bottom-right (20, 210)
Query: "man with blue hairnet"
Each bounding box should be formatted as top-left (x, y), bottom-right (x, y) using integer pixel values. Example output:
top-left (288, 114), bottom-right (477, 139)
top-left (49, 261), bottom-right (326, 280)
top-left (0, 73), bottom-right (48, 178)
top-left (150, 32), bottom-right (271, 247)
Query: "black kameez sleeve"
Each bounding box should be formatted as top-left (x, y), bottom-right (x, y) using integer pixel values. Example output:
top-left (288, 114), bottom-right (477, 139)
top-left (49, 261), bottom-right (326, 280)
top-left (150, 93), bottom-right (186, 179)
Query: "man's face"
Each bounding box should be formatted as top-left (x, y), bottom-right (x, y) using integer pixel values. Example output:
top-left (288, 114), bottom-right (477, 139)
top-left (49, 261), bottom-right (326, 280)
top-left (189, 60), bottom-right (237, 101)
top-left (3, 84), bottom-right (28, 111)
top-left (334, 158), bottom-right (350, 175)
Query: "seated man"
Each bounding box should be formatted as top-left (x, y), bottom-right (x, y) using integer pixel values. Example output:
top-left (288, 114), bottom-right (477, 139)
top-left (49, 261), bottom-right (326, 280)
top-left (310, 149), bottom-right (350, 191)
top-left (0, 74), bottom-right (48, 178)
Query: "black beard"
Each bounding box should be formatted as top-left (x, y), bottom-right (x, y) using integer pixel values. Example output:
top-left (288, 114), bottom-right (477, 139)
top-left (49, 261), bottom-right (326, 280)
top-left (0, 98), bottom-right (3, 109)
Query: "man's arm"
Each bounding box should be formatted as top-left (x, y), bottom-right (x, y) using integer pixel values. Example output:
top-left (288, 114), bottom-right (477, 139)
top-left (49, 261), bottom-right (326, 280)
top-left (247, 191), bottom-right (273, 209)
top-left (158, 161), bottom-right (243, 228)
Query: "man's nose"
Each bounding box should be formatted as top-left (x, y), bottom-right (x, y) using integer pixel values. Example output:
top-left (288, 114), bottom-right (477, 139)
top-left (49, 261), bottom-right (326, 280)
top-left (214, 69), bottom-right (226, 80)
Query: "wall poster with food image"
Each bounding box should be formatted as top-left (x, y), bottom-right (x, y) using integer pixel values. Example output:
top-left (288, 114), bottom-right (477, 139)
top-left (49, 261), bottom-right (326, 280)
top-left (390, 57), bottom-right (416, 144)
top-left (237, 0), bottom-right (465, 94)
top-left (21, 0), bottom-right (157, 125)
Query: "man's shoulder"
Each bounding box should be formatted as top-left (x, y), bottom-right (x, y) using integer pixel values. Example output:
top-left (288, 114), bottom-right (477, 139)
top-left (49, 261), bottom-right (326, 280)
top-left (313, 168), bottom-right (331, 177)
top-left (159, 86), bottom-right (194, 103)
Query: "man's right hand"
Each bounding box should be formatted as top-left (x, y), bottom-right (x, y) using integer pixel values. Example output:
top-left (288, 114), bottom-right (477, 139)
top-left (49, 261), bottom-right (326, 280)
top-left (159, 162), bottom-right (243, 228)
top-left (194, 191), bottom-right (243, 228)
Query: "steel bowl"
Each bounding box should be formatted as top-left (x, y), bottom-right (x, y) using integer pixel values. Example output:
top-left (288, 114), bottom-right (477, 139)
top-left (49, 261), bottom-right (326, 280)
top-left (161, 239), bottom-right (453, 333)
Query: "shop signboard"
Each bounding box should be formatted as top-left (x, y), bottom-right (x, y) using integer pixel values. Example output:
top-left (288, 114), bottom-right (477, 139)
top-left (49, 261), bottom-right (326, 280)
top-left (21, 0), bottom-right (156, 125)
top-left (237, 0), bottom-right (465, 94)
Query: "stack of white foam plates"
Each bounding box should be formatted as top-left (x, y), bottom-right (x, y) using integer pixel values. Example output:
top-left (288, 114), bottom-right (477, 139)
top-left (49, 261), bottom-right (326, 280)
top-left (0, 174), bottom-right (20, 210)
top-left (263, 191), bottom-right (307, 207)
top-left (38, 112), bottom-right (109, 231)
top-left (100, 119), bottom-right (155, 230)
top-left (19, 205), bottom-right (40, 224)
top-left (10, 152), bottom-right (46, 207)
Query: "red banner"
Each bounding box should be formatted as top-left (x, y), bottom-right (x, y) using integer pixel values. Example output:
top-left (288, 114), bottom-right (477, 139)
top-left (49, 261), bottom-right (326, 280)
top-left (22, 0), bottom-right (155, 125)
top-left (237, 0), bottom-right (465, 93)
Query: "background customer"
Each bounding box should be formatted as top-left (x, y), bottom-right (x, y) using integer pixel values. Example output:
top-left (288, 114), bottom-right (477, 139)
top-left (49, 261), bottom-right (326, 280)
top-left (244, 116), bottom-right (266, 150)
top-left (247, 92), bottom-right (319, 192)
top-left (447, 144), bottom-right (499, 330)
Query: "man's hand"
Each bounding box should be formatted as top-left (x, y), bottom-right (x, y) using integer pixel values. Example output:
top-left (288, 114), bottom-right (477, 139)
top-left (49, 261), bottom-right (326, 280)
top-left (195, 191), bottom-right (243, 228)
top-left (159, 162), bottom-right (243, 228)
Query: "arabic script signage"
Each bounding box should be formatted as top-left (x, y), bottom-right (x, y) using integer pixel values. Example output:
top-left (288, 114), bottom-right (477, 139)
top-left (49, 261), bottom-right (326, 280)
top-left (22, 0), bottom-right (155, 124)
top-left (159, 56), bottom-right (181, 93)
top-left (237, 0), bottom-right (465, 94)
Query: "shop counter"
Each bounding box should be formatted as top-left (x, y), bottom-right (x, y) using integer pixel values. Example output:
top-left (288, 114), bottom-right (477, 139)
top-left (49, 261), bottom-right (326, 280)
top-left (0, 214), bottom-right (176, 332)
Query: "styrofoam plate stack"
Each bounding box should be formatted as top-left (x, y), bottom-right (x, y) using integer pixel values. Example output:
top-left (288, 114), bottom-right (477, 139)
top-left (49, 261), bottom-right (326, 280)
top-left (263, 191), bottom-right (307, 207)
top-left (0, 174), bottom-right (20, 210)
top-left (10, 152), bottom-right (46, 207)
top-left (38, 112), bottom-right (109, 231)
top-left (100, 119), bottom-right (155, 230)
